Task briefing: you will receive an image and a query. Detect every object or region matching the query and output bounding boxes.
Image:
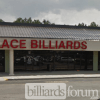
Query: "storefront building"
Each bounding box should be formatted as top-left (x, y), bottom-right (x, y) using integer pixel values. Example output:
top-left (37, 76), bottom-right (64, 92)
top-left (0, 22), bottom-right (100, 75)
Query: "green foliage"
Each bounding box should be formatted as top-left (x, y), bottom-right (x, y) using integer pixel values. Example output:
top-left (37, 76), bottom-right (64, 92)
top-left (51, 23), bottom-right (55, 25)
top-left (78, 23), bottom-right (87, 26)
top-left (27, 17), bottom-right (32, 23)
top-left (42, 19), bottom-right (51, 24)
top-left (13, 17), bottom-right (54, 25)
top-left (13, 17), bottom-right (24, 23)
top-left (78, 22), bottom-right (99, 27)
top-left (32, 19), bottom-right (42, 24)
top-left (89, 22), bottom-right (98, 27)
top-left (0, 17), bottom-right (100, 27)
top-left (0, 19), bottom-right (4, 22)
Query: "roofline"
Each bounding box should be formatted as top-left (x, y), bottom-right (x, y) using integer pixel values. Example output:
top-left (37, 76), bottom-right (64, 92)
top-left (0, 36), bottom-right (98, 41)
top-left (0, 22), bottom-right (100, 29)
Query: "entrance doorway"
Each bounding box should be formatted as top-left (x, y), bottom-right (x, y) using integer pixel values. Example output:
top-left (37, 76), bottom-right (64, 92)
top-left (54, 51), bottom-right (93, 71)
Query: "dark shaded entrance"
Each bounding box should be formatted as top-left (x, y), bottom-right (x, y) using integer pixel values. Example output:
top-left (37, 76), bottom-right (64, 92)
top-left (0, 50), bottom-right (5, 72)
top-left (98, 52), bottom-right (100, 70)
top-left (14, 50), bottom-right (93, 71)
top-left (54, 51), bottom-right (93, 71)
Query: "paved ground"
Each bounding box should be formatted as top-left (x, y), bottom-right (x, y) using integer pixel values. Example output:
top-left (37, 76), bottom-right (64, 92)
top-left (0, 78), bottom-right (100, 100)
top-left (1, 71), bottom-right (100, 76)
top-left (1, 71), bottom-right (100, 81)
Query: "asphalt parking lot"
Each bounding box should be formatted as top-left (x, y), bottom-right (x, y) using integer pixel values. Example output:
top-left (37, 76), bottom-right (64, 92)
top-left (0, 78), bottom-right (100, 100)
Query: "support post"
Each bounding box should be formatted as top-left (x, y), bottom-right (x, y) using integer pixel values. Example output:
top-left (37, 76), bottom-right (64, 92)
top-left (93, 51), bottom-right (98, 71)
top-left (5, 50), bottom-right (9, 73)
top-left (9, 49), bottom-right (14, 75)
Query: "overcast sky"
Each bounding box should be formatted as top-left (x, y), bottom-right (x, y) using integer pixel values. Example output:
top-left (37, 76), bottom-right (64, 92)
top-left (0, 0), bottom-right (100, 25)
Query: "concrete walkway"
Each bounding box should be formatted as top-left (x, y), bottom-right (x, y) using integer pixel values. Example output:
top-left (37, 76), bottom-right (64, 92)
top-left (0, 71), bottom-right (100, 81)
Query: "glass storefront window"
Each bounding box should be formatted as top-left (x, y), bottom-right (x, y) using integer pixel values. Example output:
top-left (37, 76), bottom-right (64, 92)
top-left (14, 50), bottom-right (93, 71)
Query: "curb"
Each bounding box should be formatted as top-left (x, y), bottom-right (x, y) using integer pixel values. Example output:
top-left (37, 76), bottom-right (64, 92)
top-left (5, 76), bottom-right (100, 80)
top-left (3, 77), bottom-right (8, 81)
top-left (0, 77), bottom-right (8, 81)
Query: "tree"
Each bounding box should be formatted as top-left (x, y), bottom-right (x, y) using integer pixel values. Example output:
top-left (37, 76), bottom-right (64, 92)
top-left (13, 17), bottom-right (24, 23)
top-left (13, 17), bottom-right (55, 25)
top-left (89, 22), bottom-right (98, 27)
top-left (23, 18), bottom-right (27, 23)
top-left (78, 23), bottom-right (87, 26)
top-left (32, 19), bottom-right (42, 24)
top-left (0, 19), bottom-right (4, 22)
top-left (27, 17), bottom-right (32, 23)
top-left (42, 19), bottom-right (51, 24)
top-left (14, 17), bottom-right (31, 23)
top-left (51, 23), bottom-right (55, 25)
top-left (14, 18), bottom-right (42, 24)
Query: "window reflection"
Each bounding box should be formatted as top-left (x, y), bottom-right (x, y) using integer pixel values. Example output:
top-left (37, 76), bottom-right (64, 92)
top-left (14, 50), bottom-right (93, 71)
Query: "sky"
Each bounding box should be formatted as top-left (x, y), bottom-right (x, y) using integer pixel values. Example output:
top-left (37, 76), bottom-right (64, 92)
top-left (0, 0), bottom-right (100, 25)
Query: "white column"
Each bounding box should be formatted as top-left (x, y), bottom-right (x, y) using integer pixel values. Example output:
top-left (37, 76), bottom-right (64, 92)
top-left (9, 49), bottom-right (14, 75)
